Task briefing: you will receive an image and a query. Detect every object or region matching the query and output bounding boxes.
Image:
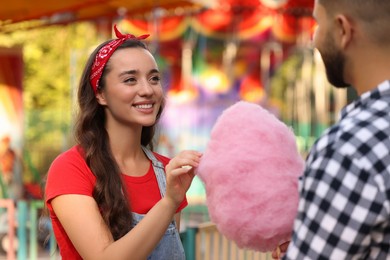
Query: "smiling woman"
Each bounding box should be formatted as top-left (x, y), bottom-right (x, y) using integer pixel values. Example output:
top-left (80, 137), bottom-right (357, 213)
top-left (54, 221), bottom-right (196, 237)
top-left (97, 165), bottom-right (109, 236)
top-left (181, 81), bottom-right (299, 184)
top-left (44, 25), bottom-right (202, 260)
top-left (96, 47), bottom-right (163, 127)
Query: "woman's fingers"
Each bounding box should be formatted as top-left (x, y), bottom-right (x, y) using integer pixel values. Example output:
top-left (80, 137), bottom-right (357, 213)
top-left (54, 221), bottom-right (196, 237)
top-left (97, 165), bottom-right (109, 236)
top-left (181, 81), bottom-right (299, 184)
top-left (168, 166), bottom-right (194, 177)
top-left (164, 150), bottom-right (202, 205)
top-left (166, 150), bottom-right (202, 173)
top-left (167, 152), bottom-right (201, 182)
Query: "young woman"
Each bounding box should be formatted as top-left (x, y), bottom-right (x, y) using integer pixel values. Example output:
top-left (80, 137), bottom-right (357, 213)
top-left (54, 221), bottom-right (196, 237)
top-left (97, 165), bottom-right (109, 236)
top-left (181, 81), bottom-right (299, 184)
top-left (45, 25), bottom-right (202, 260)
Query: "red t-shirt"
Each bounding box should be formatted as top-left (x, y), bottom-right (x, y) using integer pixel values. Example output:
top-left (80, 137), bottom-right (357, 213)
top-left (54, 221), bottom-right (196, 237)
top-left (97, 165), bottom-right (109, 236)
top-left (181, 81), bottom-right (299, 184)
top-left (45, 146), bottom-right (187, 259)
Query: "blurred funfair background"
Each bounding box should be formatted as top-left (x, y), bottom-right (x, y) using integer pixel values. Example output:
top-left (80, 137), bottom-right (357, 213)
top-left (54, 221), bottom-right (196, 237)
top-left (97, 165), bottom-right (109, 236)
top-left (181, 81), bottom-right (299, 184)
top-left (0, 0), bottom-right (357, 259)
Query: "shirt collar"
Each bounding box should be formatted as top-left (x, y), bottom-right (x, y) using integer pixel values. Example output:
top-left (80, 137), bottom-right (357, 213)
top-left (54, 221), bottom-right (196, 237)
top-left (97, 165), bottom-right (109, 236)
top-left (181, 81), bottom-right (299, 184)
top-left (340, 80), bottom-right (390, 119)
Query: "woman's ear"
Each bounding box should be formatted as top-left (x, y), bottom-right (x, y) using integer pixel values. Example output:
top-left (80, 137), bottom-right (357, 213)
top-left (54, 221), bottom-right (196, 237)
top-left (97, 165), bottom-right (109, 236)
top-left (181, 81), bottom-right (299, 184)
top-left (96, 91), bottom-right (107, 106)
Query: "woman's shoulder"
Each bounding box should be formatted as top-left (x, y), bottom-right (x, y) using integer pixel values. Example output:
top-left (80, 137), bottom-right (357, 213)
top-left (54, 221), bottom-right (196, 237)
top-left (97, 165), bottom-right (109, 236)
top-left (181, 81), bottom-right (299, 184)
top-left (45, 145), bottom-right (95, 203)
top-left (46, 145), bottom-right (94, 184)
top-left (48, 145), bottom-right (92, 177)
top-left (51, 145), bottom-right (84, 165)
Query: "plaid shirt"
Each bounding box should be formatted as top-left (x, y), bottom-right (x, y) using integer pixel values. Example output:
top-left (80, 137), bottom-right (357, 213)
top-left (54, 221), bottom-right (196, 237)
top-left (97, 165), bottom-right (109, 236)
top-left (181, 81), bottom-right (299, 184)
top-left (285, 80), bottom-right (390, 260)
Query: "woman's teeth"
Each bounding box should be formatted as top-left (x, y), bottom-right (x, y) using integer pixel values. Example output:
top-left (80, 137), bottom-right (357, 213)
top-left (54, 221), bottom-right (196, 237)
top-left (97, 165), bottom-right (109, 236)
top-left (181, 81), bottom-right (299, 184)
top-left (135, 104), bottom-right (152, 109)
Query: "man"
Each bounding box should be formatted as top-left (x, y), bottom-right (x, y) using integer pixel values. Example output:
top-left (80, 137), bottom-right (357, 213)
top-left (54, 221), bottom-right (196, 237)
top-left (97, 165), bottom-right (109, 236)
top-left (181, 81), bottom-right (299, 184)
top-left (275, 0), bottom-right (390, 259)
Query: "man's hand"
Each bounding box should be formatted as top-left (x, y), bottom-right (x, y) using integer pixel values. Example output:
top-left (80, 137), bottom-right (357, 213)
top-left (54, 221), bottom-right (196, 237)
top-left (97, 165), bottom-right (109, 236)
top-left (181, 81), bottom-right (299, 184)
top-left (271, 241), bottom-right (290, 259)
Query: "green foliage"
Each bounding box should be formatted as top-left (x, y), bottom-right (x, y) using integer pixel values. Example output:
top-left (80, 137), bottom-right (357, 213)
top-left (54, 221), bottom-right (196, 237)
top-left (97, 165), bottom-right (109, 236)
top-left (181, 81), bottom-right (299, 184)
top-left (0, 22), bottom-right (100, 180)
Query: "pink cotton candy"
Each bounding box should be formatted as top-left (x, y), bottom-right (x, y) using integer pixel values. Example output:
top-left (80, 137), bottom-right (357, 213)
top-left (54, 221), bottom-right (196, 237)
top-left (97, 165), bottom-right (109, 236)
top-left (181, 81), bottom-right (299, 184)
top-left (196, 101), bottom-right (304, 252)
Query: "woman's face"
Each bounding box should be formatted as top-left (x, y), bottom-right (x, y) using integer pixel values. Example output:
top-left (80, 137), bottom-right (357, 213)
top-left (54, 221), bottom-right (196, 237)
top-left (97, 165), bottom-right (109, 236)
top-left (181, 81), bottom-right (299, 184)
top-left (98, 47), bottom-right (163, 128)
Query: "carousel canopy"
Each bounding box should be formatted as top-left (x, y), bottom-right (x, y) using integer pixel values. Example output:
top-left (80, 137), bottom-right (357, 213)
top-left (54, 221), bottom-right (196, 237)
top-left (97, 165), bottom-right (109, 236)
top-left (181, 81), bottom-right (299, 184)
top-left (0, 0), bottom-right (206, 32)
top-left (0, 0), bottom-right (313, 33)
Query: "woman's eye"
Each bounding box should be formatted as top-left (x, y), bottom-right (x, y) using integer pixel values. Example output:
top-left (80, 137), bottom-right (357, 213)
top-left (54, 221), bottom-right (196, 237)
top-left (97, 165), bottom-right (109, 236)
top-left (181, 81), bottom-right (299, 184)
top-left (150, 76), bottom-right (161, 83)
top-left (124, 78), bottom-right (136, 84)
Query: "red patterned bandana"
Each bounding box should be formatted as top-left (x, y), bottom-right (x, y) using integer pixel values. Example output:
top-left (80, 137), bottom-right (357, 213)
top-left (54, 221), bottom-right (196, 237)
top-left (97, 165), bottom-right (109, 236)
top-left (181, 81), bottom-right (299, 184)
top-left (89, 24), bottom-right (150, 93)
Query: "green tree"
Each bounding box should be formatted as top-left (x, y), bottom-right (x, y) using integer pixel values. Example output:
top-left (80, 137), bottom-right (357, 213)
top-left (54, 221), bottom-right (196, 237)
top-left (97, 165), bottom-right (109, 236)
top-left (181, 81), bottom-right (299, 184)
top-left (0, 22), bottom-right (100, 183)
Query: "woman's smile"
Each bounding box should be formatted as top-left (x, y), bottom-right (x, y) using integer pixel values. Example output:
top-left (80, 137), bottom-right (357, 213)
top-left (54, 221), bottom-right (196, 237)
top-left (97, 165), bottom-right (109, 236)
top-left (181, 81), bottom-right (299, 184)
top-left (133, 101), bottom-right (156, 114)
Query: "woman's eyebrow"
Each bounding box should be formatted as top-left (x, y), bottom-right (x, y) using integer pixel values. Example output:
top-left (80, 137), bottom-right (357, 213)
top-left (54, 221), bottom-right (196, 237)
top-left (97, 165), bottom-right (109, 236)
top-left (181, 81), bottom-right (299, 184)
top-left (119, 70), bottom-right (137, 77)
top-left (119, 69), bottom-right (159, 77)
top-left (149, 69), bottom-right (160, 74)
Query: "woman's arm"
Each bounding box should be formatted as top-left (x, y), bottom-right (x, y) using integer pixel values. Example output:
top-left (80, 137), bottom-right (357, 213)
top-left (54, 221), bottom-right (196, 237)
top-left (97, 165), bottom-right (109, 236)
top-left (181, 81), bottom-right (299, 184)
top-left (52, 150), bottom-right (202, 260)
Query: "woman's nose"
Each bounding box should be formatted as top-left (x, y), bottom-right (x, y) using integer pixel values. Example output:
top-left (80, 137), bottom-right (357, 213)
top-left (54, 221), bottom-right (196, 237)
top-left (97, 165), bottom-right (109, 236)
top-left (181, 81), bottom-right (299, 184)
top-left (138, 80), bottom-right (154, 96)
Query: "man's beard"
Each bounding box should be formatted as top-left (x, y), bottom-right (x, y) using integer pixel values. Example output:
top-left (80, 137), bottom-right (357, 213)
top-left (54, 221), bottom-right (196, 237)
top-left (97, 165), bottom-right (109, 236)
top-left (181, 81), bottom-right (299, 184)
top-left (319, 35), bottom-right (350, 88)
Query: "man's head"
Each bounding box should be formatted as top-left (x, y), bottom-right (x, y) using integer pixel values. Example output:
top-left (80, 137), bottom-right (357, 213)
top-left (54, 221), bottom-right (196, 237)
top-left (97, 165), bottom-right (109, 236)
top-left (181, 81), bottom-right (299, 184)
top-left (317, 0), bottom-right (390, 46)
top-left (313, 0), bottom-right (390, 88)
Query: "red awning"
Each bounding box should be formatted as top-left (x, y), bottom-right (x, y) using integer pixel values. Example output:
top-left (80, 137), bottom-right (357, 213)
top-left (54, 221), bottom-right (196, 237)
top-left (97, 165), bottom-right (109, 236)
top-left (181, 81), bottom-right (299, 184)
top-left (0, 0), bottom-right (202, 32)
top-left (0, 0), bottom-right (313, 33)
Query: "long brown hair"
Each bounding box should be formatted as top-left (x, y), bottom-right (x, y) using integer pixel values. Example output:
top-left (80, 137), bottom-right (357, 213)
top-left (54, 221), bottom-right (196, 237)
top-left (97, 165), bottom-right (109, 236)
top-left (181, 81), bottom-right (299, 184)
top-left (75, 39), bottom-right (164, 240)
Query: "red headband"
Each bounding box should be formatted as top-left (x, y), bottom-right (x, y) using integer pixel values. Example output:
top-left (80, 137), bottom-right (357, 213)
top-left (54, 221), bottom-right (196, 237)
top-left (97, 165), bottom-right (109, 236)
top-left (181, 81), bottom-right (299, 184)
top-left (89, 24), bottom-right (150, 93)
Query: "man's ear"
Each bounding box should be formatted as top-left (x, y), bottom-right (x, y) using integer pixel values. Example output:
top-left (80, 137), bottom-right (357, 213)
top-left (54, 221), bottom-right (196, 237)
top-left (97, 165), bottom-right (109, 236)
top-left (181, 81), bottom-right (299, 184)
top-left (335, 14), bottom-right (353, 49)
top-left (96, 91), bottom-right (107, 106)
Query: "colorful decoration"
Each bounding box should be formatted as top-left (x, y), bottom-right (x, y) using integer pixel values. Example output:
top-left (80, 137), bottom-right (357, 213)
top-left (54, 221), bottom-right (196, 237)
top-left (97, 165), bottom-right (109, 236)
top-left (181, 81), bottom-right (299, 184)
top-left (121, 16), bottom-right (190, 41)
top-left (198, 65), bottom-right (231, 94)
top-left (119, 1), bottom-right (314, 43)
top-left (191, 9), bottom-right (274, 40)
top-left (260, 0), bottom-right (288, 9)
top-left (239, 73), bottom-right (265, 102)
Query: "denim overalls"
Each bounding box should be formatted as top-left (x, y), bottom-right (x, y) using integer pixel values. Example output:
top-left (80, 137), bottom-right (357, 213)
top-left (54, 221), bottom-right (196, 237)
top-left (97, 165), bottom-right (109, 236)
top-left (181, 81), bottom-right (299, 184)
top-left (131, 147), bottom-right (186, 260)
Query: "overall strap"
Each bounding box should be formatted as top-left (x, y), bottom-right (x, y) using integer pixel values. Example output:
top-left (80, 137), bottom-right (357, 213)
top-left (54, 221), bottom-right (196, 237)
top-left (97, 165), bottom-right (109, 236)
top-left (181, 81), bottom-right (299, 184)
top-left (141, 146), bottom-right (178, 228)
top-left (141, 146), bottom-right (166, 198)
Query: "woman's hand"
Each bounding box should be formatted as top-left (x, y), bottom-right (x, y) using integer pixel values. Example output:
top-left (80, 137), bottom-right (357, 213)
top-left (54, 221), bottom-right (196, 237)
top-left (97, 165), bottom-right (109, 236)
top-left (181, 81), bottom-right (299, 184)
top-left (271, 241), bottom-right (290, 259)
top-left (165, 150), bottom-right (202, 207)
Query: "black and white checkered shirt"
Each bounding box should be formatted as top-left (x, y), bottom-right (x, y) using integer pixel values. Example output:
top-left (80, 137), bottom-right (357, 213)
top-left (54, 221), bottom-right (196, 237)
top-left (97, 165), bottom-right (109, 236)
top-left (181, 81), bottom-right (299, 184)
top-left (285, 80), bottom-right (390, 260)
